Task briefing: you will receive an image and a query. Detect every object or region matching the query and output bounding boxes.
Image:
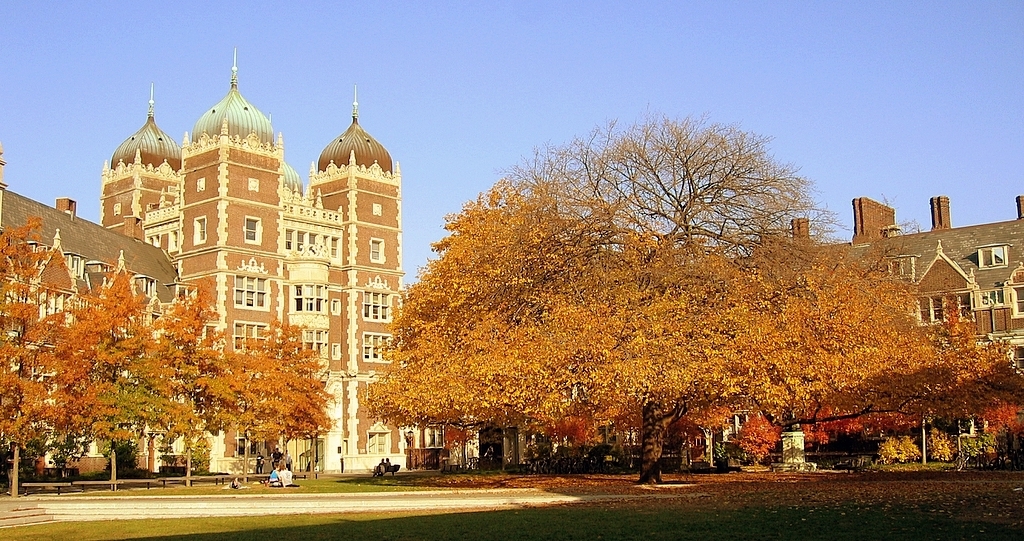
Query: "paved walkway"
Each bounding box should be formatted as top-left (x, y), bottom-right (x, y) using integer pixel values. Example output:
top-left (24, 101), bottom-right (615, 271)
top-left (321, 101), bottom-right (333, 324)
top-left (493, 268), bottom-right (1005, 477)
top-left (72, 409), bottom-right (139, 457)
top-left (1, 488), bottom-right (635, 525)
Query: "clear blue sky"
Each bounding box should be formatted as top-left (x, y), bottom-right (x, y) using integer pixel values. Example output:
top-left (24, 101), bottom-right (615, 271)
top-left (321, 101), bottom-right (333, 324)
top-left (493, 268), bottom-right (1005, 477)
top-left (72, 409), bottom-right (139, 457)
top-left (1, 1), bottom-right (1021, 278)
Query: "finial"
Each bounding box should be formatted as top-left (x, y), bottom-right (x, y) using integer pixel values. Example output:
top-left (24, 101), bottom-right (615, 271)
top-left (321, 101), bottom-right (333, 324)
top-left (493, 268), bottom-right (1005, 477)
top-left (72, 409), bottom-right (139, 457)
top-left (221, 116), bottom-right (230, 136)
top-left (277, 132), bottom-right (284, 149)
top-left (349, 150), bottom-right (357, 166)
top-left (352, 84), bottom-right (358, 121)
top-left (231, 48), bottom-right (238, 88)
top-left (148, 83), bottom-right (155, 118)
top-left (936, 239), bottom-right (944, 255)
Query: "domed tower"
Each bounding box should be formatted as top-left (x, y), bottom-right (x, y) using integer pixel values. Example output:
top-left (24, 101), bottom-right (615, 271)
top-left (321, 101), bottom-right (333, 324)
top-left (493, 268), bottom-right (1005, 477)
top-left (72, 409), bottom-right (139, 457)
top-left (173, 56), bottom-right (295, 354)
top-left (309, 89), bottom-right (403, 468)
top-left (100, 86), bottom-right (183, 232)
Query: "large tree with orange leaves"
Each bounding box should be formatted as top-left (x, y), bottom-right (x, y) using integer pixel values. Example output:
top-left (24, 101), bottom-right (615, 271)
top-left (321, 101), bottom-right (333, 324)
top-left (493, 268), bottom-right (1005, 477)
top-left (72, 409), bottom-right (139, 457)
top-left (371, 116), bottom-right (821, 483)
top-left (370, 115), bottom-right (1024, 484)
top-left (0, 218), bottom-right (66, 491)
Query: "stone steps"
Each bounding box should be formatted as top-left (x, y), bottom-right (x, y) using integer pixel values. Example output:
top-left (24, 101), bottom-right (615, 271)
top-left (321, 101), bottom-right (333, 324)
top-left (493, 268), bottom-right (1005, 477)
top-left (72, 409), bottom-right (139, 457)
top-left (0, 506), bottom-right (55, 528)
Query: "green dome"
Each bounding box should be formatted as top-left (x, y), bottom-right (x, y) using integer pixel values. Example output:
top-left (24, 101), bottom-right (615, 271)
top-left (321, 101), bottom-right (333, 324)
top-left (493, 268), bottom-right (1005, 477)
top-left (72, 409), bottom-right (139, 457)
top-left (192, 70), bottom-right (274, 144)
top-left (282, 160), bottom-right (302, 193)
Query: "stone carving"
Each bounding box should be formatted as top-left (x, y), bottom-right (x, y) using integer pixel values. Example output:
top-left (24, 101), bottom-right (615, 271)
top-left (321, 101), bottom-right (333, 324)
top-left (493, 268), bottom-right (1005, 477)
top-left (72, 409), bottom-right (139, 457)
top-left (238, 257), bottom-right (268, 274)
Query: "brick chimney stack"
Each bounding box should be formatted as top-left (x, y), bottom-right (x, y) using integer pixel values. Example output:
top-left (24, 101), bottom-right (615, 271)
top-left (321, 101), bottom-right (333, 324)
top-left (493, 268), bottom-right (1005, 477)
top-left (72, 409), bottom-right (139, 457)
top-left (1017, 195), bottom-right (1024, 220)
top-left (56, 197), bottom-right (77, 219)
top-left (929, 195), bottom-right (951, 230)
top-left (123, 216), bottom-right (143, 240)
top-left (790, 218), bottom-right (810, 240)
top-left (852, 197), bottom-right (896, 244)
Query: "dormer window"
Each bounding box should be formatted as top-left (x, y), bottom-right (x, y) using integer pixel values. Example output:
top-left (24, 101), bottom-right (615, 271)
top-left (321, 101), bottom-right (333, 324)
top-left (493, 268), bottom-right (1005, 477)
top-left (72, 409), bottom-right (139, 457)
top-left (135, 276), bottom-right (157, 297)
top-left (65, 253), bottom-right (84, 280)
top-left (978, 245), bottom-right (1009, 268)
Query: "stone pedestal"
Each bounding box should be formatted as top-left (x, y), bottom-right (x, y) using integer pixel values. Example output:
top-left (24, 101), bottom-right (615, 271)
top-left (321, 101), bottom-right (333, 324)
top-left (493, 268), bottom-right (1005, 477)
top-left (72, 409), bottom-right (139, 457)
top-left (782, 431), bottom-right (805, 464)
top-left (771, 430), bottom-right (817, 472)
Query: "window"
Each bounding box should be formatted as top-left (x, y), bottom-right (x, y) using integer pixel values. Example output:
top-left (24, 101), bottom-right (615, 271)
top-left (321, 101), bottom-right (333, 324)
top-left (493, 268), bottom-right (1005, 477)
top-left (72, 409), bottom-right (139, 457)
top-left (235, 437), bottom-right (257, 457)
top-left (369, 239), bottom-right (384, 263)
top-left (66, 254), bottom-right (84, 280)
top-left (425, 428), bottom-right (444, 448)
top-left (296, 231), bottom-right (306, 252)
top-left (244, 217), bottom-right (261, 243)
top-left (248, 178), bottom-right (259, 192)
top-left (136, 276), bottom-right (156, 297)
top-left (194, 217), bottom-right (207, 245)
top-left (285, 229), bottom-right (294, 250)
top-left (330, 238), bottom-right (339, 258)
top-left (169, 231), bottom-right (178, 251)
top-left (302, 329), bottom-right (329, 355)
top-left (367, 432), bottom-right (390, 454)
top-left (233, 322), bottom-right (267, 349)
top-left (919, 297), bottom-right (944, 323)
top-left (113, 202), bottom-right (122, 216)
top-left (293, 284), bottom-right (327, 312)
top-left (331, 343), bottom-right (341, 360)
top-left (980, 289), bottom-right (1005, 307)
top-left (1015, 287), bottom-right (1024, 315)
top-left (331, 299), bottom-right (341, 316)
top-left (197, 177), bottom-right (206, 192)
top-left (362, 333), bottom-right (391, 362)
top-left (363, 292), bottom-right (390, 321)
top-left (234, 276), bottom-right (267, 308)
top-left (1015, 346), bottom-right (1024, 370)
top-left (979, 246), bottom-right (1008, 268)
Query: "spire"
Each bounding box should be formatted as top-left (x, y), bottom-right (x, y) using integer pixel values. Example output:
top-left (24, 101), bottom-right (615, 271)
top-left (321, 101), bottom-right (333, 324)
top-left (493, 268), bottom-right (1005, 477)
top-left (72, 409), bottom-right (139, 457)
top-left (148, 83), bottom-right (155, 119)
top-left (352, 84), bottom-right (359, 121)
top-left (231, 48), bottom-right (238, 89)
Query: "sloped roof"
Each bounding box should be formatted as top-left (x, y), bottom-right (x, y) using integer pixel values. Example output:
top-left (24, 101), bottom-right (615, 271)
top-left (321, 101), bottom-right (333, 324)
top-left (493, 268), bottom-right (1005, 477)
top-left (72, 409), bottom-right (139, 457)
top-left (853, 219), bottom-right (1024, 289)
top-left (0, 190), bottom-right (179, 300)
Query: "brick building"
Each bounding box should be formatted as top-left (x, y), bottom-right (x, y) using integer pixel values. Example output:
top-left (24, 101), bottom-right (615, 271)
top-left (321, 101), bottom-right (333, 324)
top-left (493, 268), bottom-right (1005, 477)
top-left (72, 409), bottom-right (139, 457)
top-left (848, 194), bottom-right (1024, 369)
top-left (0, 64), bottom-right (410, 473)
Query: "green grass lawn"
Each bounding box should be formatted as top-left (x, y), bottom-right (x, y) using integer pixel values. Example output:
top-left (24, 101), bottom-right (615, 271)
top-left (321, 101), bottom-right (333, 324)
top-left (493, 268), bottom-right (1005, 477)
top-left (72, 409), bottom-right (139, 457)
top-left (4, 500), bottom-right (1020, 541)
top-left (5, 471), bottom-right (1022, 540)
top-left (28, 475), bottom-right (433, 497)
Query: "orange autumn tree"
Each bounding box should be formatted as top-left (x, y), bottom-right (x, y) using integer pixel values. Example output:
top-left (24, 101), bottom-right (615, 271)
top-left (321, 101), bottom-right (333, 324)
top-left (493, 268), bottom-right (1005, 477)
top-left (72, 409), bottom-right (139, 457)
top-left (0, 218), bottom-right (65, 492)
top-left (51, 269), bottom-right (162, 476)
top-left (151, 284), bottom-right (235, 482)
top-left (228, 321), bottom-right (331, 475)
top-left (371, 115), bottom-right (821, 484)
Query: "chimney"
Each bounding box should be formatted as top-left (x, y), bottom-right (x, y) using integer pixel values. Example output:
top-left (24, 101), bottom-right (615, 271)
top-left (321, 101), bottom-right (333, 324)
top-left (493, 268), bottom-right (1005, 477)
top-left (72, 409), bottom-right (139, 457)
top-left (1017, 195), bottom-right (1024, 220)
top-left (929, 196), bottom-right (951, 230)
top-left (790, 218), bottom-right (810, 240)
top-left (123, 216), bottom-right (143, 240)
top-left (852, 197), bottom-right (896, 244)
top-left (56, 197), bottom-right (77, 219)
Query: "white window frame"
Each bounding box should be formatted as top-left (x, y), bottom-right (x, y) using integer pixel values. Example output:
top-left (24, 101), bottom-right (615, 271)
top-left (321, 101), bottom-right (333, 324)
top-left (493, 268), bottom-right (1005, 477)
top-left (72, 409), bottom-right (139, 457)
top-left (244, 217), bottom-right (262, 244)
top-left (367, 432), bottom-right (390, 455)
top-left (233, 322), bottom-right (267, 349)
top-left (331, 343), bottom-right (341, 360)
top-left (197, 177), bottom-right (206, 192)
top-left (234, 275), bottom-right (268, 309)
top-left (194, 216), bottom-right (207, 245)
top-left (362, 332), bottom-right (391, 362)
top-left (113, 202), bottom-right (122, 216)
top-left (978, 245), bottom-right (1009, 269)
top-left (293, 284), bottom-right (327, 313)
top-left (369, 238), bottom-right (385, 263)
top-left (362, 291), bottom-right (390, 321)
top-left (1014, 287), bottom-right (1024, 316)
top-left (302, 329), bottom-right (329, 355)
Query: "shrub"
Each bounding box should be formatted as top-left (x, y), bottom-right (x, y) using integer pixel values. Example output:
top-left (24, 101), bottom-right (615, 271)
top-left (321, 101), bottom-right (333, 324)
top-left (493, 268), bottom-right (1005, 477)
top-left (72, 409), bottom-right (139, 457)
top-left (926, 429), bottom-right (955, 462)
top-left (736, 414), bottom-right (781, 463)
top-left (878, 436), bottom-right (921, 464)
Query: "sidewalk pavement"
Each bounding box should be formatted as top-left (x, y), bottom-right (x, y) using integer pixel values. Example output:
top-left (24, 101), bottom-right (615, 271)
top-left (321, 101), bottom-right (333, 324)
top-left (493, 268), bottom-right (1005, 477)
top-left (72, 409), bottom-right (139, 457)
top-left (1, 488), bottom-right (625, 525)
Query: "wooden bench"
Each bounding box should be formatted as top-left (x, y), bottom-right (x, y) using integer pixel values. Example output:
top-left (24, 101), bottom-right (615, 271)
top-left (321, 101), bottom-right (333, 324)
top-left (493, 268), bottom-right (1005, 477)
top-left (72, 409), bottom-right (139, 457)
top-left (22, 482), bottom-right (80, 495)
top-left (71, 480), bottom-right (120, 491)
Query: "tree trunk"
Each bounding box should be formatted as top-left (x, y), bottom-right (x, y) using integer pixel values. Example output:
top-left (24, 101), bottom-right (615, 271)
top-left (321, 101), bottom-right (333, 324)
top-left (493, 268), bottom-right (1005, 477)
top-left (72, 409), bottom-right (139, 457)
top-left (11, 443), bottom-right (19, 497)
top-left (186, 450), bottom-right (193, 487)
top-left (111, 449), bottom-right (117, 490)
top-left (638, 401), bottom-right (675, 484)
top-left (243, 434), bottom-right (250, 483)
